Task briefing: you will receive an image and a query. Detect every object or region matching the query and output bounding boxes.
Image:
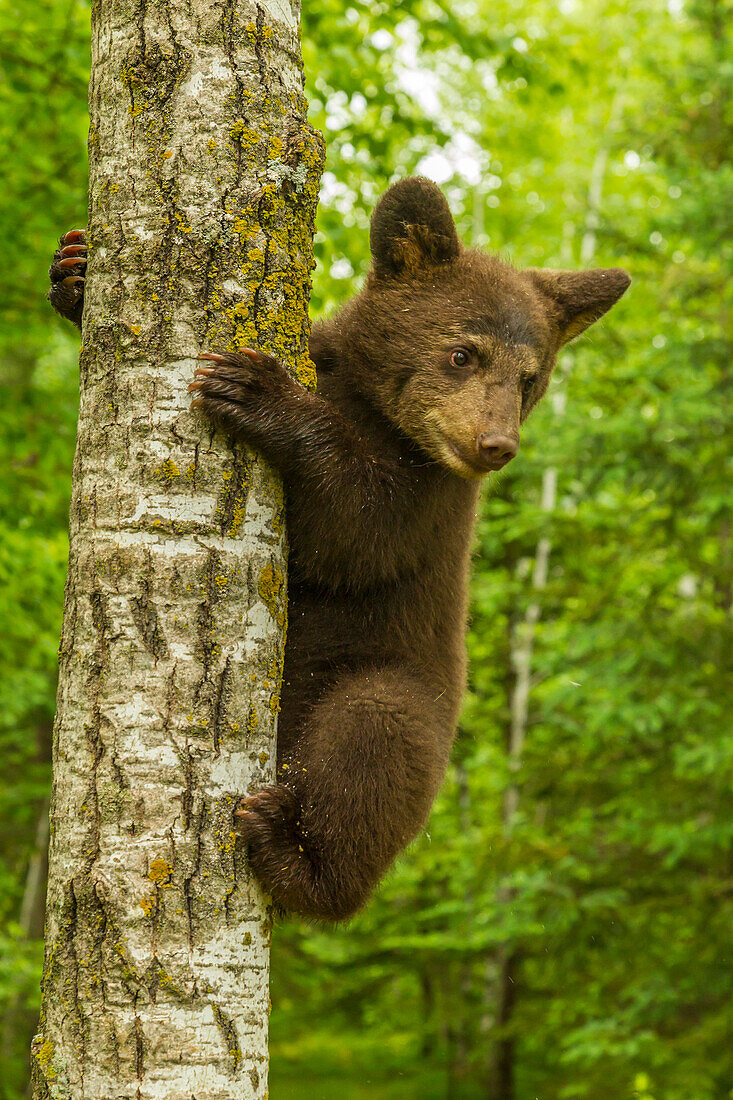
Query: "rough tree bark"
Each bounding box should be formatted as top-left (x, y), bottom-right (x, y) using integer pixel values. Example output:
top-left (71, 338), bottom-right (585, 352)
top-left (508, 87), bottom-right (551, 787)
top-left (30, 0), bottom-right (321, 1096)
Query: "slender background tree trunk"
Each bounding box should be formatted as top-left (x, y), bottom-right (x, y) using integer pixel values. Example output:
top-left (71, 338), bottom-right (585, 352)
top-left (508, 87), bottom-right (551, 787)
top-left (486, 91), bottom-right (625, 1099)
top-left (30, 1), bottom-right (322, 1095)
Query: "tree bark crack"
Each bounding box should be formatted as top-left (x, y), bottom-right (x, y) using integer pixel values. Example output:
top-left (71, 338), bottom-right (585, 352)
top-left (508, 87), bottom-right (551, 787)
top-left (212, 1002), bottom-right (243, 1075)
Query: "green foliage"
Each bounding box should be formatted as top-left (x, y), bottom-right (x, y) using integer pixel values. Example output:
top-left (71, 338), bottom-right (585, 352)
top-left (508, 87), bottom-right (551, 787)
top-left (0, 0), bottom-right (731, 1096)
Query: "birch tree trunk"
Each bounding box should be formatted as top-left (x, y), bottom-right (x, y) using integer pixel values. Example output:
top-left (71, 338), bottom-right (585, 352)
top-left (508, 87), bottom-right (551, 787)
top-left (30, 1), bottom-right (322, 1095)
top-left (486, 92), bottom-right (624, 1099)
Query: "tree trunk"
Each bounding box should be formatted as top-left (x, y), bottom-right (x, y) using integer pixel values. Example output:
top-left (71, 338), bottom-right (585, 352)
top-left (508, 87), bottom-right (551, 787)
top-left (0, 799), bottom-right (50, 1099)
top-left (30, 1), bottom-right (322, 1096)
top-left (486, 949), bottom-right (519, 1100)
top-left (486, 91), bottom-right (624, 1097)
top-left (445, 753), bottom-right (473, 1094)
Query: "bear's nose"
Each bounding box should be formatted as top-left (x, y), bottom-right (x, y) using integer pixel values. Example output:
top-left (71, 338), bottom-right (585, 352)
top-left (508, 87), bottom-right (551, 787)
top-left (477, 433), bottom-right (518, 470)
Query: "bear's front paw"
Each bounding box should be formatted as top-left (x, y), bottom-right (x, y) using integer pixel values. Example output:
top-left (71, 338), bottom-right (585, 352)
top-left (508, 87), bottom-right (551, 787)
top-left (188, 348), bottom-right (290, 438)
top-left (48, 230), bottom-right (86, 327)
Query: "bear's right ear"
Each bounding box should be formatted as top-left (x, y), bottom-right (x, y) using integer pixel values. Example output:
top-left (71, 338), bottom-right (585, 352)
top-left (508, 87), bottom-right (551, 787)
top-left (525, 267), bottom-right (631, 345)
top-left (370, 177), bottom-right (461, 278)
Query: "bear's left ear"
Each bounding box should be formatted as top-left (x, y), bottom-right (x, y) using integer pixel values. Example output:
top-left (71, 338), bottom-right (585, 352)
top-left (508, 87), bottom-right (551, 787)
top-left (526, 267), bottom-right (631, 345)
top-left (370, 177), bottom-right (461, 278)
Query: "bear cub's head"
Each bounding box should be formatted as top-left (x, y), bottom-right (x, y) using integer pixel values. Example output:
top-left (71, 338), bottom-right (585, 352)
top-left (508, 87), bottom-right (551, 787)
top-left (341, 177), bottom-right (631, 479)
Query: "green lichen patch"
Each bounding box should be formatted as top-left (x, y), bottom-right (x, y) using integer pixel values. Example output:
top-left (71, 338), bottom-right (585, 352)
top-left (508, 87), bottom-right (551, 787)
top-left (258, 561), bottom-right (286, 628)
top-left (214, 454), bottom-right (251, 538)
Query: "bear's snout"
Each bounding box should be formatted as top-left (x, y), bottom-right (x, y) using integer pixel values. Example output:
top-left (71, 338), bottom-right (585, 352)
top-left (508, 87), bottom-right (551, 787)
top-left (476, 432), bottom-right (518, 470)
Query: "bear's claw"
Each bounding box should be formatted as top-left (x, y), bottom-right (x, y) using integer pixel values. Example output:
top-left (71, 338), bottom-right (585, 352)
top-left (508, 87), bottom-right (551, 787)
top-left (49, 230), bottom-right (87, 326)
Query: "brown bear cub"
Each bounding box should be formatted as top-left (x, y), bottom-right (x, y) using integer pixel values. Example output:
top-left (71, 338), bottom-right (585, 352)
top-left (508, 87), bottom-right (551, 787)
top-left (49, 178), bottom-right (630, 921)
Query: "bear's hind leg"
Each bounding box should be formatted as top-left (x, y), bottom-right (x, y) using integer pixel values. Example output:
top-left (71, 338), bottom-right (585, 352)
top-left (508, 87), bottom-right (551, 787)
top-left (236, 665), bottom-right (453, 921)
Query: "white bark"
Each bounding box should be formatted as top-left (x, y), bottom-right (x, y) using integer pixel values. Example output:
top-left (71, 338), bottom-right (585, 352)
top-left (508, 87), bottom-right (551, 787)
top-left (487, 95), bottom-right (625, 1096)
top-left (503, 468), bottom-right (556, 826)
top-left (31, 1), bottom-right (321, 1096)
top-left (20, 798), bottom-right (50, 940)
top-left (503, 89), bottom-right (625, 830)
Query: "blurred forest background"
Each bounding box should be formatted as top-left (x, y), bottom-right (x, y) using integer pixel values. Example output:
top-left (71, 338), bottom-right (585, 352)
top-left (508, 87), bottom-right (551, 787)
top-left (1, 0), bottom-right (731, 1096)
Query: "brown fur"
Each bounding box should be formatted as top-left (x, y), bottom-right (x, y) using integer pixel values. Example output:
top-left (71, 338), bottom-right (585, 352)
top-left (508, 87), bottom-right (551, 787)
top-left (49, 178), bottom-right (630, 921)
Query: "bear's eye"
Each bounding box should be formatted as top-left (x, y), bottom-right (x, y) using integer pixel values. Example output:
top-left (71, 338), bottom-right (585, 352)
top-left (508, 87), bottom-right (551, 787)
top-left (522, 376), bottom-right (536, 401)
top-left (449, 348), bottom-right (472, 369)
